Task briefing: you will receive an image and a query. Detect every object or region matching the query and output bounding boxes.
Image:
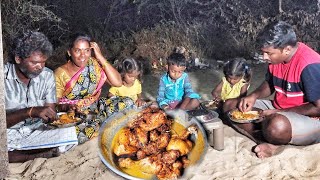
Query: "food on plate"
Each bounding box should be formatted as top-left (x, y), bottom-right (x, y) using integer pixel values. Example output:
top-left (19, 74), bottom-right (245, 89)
top-left (112, 107), bottom-right (197, 180)
top-left (51, 111), bottom-right (80, 125)
top-left (230, 109), bottom-right (259, 120)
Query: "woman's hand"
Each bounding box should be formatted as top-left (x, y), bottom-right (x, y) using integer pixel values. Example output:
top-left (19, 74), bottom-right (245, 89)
top-left (90, 42), bottom-right (122, 87)
top-left (90, 42), bottom-right (105, 63)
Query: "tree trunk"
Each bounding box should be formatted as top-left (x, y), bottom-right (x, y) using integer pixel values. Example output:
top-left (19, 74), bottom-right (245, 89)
top-left (0, 3), bottom-right (9, 179)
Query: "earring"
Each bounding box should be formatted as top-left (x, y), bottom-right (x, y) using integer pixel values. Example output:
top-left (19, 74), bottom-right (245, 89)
top-left (15, 57), bottom-right (21, 64)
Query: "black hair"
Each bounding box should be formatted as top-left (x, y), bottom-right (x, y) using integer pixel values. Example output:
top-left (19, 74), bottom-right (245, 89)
top-left (167, 53), bottom-right (187, 67)
top-left (223, 58), bottom-right (252, 83)
top-left (117, 58), bottom-right (143, 82)
top-left (68, 32), bottom-right (92, 49)
top-left (12, 31), bottom-right (53, 60)
top-left (257, 21), bottom-right (297, 49)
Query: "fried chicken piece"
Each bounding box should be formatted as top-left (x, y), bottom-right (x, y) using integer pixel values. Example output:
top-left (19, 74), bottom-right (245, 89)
top-left (134, 107), bottom-right (154, 120)
top-left (141, 106), bottom-right (154, 113)
top-left (114, 108), bottom-right (196, 179)
top-left (119, 152), bottom-right (182, 180)
top-left (127, 108), bottom-right (150, 129)
top-left (156, 161), bottom-right (182, 180)
top-left (179, 124), bottom-right (198, 140)
top-left (136, 132), bottom-right (170, 159)
top-left (171, 161), bottom-right (183, 178)
top-left (118, 156), bottom-right (163, 175)
top-left (113, 128), bottom-right (138, 156)
top-left (156, 132), bottom-right (171, 149)
top-left (161, 150), bottom-right (180, 165)
top-left (113, 144), bottom-right (138, 157)
top-left (166, 125), bottom-right (197, 156)
top-left (166, 138), bottom-right (193, 156)
top-left (136, 150), bottom-right (147, 160)
top-left (181, 156), bottom-right (190, 168)
top-left (143, 142), bottom-right (162, 156)
top-left (127, 116), bottom-right (143, 129)
top-left (117, 128), bottom-right (133, 145)
top-left (127, 107), bottom-right (163, 129)
top-left (139, 111), bottom-right (167, 131)
top-left (134, 127), bottom-right (148, 148)
top-left (149, 130), bottom-right (159, 142)
top-left (157, 120), bottom-right (172, 133)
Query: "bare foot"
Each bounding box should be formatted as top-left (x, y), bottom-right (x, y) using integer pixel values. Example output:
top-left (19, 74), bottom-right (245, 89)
top-left (253, 143), bottom-right (281, 159)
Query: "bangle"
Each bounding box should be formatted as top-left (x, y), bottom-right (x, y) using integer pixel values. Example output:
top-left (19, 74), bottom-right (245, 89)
top-left (55, 105), bottom-right (60, 112)
top-left (101, 60), bottom-right (109, 69)
top-left (28, 107), bottom-right (34, 118)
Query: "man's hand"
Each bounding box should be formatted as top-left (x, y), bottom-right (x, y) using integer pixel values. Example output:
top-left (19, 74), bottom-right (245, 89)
top-left (31, 106), bottom-right (57, 123)
top-left (261, 109), bottom-right (280, 116)
top-left (239, 95), bottom-right (256, 112)
top-left (57, 104), bottom-right (78, 112)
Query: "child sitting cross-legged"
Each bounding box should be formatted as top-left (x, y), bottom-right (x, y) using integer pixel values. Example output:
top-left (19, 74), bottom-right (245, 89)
top-left (97, 58), bottom-right (144, 119)
top-left (107, 58), bottom-right (145, 107)
top-left (211, 58), bottom-right (252, 113)
top-left (156, 52), bottom-right (201, 110)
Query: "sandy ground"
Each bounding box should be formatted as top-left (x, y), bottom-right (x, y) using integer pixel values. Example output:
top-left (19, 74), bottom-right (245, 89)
top-left (8, 63), bottom-right (320, 179)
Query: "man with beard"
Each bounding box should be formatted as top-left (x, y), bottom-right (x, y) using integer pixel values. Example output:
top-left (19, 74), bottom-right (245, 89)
top-left (5, 31), bottom-right (76, 162)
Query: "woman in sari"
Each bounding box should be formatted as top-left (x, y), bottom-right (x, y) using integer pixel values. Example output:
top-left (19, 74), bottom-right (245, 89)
top-left (54, 33), bottom-right (123, 143)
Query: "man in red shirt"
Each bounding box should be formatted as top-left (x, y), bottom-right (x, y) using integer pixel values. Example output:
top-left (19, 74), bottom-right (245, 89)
top-left (227, 21), bottom-right (320, 158)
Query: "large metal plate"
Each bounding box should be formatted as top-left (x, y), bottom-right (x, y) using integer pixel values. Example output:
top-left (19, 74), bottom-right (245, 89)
top-left (98, 108), bottom-right (208, 180)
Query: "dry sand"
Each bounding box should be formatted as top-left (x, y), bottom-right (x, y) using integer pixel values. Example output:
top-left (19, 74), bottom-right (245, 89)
top-left (8, 63), bottom-right (320, 179)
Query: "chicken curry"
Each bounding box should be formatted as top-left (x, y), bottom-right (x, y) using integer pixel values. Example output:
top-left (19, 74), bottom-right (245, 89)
top-left (111, 107), bottom-right (200, 179)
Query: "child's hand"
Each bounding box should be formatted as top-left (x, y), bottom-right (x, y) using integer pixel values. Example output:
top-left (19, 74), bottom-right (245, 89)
top-left (161, 105), bottom-right (170, 110)
top-left (135, 99), bottom-right (146, 107)
top-left (211, 91), bottom-right (221, 102)
top-left (213, 96), bottom-right (221, 103)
